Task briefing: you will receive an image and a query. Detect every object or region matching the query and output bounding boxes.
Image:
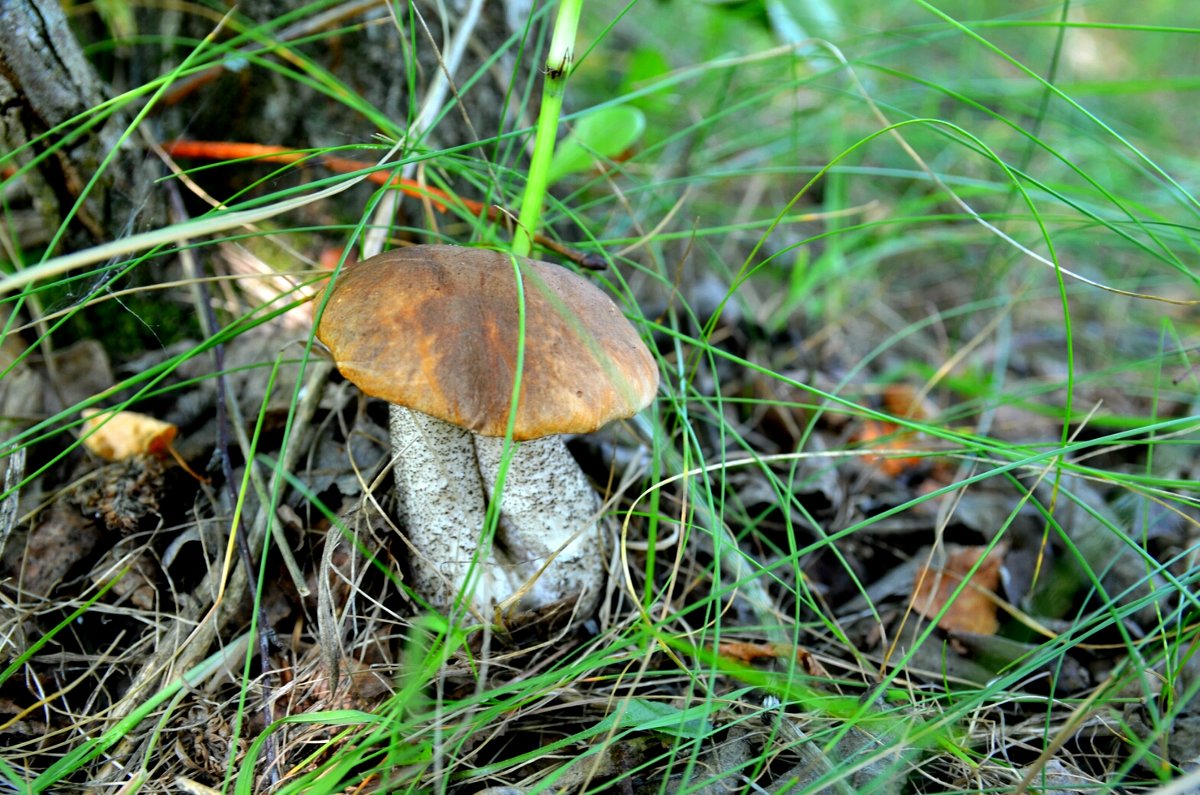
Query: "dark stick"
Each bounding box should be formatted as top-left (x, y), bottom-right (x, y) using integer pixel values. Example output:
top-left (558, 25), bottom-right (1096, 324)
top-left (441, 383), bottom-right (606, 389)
top-left (166, 185), bottom-right (280, 787)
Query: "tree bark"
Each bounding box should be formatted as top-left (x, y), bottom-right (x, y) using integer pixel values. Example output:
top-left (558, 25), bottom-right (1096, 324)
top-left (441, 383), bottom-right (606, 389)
top-left (0, 0), bottom-right (162, 250)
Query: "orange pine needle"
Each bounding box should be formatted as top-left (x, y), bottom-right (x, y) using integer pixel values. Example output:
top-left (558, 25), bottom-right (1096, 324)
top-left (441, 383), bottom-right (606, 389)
top-left (162, 140), bottom-right (469, 214)
top-left (162, 140), bottom-right (606, 269)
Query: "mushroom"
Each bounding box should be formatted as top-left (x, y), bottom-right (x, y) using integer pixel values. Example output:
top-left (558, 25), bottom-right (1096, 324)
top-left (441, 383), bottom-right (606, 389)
top-left (315, 245), bottom-right (658, 620)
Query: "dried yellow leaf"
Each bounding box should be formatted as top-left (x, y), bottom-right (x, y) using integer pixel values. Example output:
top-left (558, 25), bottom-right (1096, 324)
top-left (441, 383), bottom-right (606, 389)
top-left (81, 408), bottom-right (178, 461)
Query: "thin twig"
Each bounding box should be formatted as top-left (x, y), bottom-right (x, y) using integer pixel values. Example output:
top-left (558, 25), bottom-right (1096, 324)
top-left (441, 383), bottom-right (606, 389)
top-left (168, 183), bottom-right (280, 787)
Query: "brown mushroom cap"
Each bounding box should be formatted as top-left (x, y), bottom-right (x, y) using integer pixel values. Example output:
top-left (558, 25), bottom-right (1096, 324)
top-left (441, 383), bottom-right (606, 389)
top-left (315, 245), bottom-right (659, 440)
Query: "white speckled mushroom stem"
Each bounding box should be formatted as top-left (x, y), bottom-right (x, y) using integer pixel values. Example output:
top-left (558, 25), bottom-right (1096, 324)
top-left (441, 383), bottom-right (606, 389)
top-left (474, 435), bottom-right (605, 615)
top-left (388, 405), bottom-right (515, 615)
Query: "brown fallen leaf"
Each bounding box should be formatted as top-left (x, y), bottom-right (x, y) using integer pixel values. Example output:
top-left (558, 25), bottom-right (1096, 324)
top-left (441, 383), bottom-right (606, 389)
top-left (718, 640), bottom-right (781, 663)
top-left (881, 383), bottom-right (935, 420)
top-left (19, 502), bottom-right (102, 598)
top-left (854, 418), bottom-right (924, 477)
top-left (910, 543), bottom-right (1007, 635)
top-left (852, 384), bottom-right (932, 477)
top-left (716, 642), bottom-right (829, 677)
top-left (81, 408), bottom-right (177, 461)
top-left (854, 384), bottom-right (963, 485)
top-left (47, 339), bottom-right (113, 413)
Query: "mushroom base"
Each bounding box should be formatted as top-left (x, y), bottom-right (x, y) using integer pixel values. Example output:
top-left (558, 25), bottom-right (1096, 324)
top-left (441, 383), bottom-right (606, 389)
top-left (389, 405), bottom-right (604, 621)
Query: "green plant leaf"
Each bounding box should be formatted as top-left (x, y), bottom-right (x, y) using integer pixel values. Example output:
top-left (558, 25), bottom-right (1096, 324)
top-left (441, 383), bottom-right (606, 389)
top-left (547, 105), bottom-right (646, 184)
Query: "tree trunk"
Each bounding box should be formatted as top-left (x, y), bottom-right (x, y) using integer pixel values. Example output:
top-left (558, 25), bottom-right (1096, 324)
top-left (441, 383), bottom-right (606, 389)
top-left (0, 0), bottom-right (162, 251)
